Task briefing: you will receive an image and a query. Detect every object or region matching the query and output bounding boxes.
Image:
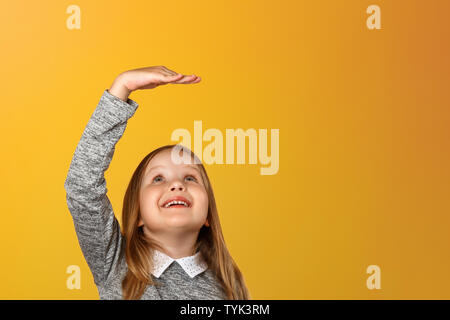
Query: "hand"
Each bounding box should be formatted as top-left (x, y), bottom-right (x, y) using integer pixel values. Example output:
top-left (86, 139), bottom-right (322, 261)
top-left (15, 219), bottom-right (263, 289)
top-left (109, 66), bottom-right (201, 101)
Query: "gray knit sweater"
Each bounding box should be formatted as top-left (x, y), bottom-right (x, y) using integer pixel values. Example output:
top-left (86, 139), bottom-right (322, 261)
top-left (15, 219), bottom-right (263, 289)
top-left (64, 89), bottom-right (227, 300)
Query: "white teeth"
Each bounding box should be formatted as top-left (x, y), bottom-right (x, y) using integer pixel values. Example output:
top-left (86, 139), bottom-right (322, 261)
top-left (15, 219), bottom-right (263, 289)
top-left (164, 200), bottom-right (189, 208)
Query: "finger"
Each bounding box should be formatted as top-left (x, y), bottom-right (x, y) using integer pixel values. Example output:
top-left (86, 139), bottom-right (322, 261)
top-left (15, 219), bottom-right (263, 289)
top-left (160, 73), bottom-right (184, 83)
top-left (176, 76), bottom-right (199, 84)
top-left (161, 66), bottom-right (179, 76)
top-left (172, 76), bottom-right (197, 84)
top-left (185, 76), bottom-right (201, 84)
top-left (171, 75), bottom-right (199, 84)
top-left (159, 69), bottom-right (177, 77)
top-left (191, 76), bottom-right (201, 83)
top-left (183, 75), bottom-right (201, 84)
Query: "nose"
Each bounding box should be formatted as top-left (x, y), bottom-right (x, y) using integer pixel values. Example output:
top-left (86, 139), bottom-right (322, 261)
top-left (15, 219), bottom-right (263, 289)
top-left (170, 180), bottom-right (185, 192)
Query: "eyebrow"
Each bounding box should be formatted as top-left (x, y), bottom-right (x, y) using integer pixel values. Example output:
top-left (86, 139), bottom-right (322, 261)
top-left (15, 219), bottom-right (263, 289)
top-left (145, 164), bottom-right (201, 176)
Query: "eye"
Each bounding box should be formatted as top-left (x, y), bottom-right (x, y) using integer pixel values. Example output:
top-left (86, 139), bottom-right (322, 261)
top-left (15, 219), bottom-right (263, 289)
top-left (185, 175), bottom-right (197, 182)
top-left (152, 175), bottom-right (164, 183)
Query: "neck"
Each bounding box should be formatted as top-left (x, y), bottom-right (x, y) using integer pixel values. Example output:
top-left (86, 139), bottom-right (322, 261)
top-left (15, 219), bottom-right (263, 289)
top-left (142, 227), bottom-right (199, 259)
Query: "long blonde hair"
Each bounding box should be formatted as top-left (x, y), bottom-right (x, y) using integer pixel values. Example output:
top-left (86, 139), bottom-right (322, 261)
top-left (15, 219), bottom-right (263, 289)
top-left (120, 144), bottom-right (250, 300)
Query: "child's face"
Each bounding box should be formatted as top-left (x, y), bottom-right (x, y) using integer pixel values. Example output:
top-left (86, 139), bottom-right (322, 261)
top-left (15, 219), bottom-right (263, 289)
top-left (138, 149), bottom-right (209, 234)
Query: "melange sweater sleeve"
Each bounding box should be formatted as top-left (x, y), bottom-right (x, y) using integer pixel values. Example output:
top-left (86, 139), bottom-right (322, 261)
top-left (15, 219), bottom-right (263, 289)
top-left (64, 89), bottom-right (139, 287)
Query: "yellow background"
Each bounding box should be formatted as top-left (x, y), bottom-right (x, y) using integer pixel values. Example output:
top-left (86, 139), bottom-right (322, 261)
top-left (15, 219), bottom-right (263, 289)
top-left (1, 0), bottom-right (449, 299)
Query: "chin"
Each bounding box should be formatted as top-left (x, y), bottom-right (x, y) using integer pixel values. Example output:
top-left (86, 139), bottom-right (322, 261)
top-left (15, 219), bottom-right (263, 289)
top-left (166, 220), bottom-right (203, 230)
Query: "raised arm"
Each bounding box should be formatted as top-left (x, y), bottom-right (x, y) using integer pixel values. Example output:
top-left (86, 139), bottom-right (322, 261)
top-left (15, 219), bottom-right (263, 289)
top-left (63, 67), bottom-right (200, 287)
top-left (63, 87), bottom-right (139, 287)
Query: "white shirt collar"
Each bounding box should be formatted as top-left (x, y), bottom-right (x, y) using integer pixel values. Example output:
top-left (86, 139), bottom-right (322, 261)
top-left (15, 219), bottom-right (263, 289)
top-left (151, 249), bottom-right (208, 279)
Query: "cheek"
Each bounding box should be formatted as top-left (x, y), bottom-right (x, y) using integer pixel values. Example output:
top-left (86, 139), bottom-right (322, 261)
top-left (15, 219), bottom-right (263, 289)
top-left (193, 186), bottom-right (209, 211)
top-left (140, 188), bottom-right (162, 214)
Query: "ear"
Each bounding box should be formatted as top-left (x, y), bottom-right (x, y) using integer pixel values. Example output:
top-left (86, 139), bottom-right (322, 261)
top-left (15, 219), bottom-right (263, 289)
top-left (204, 219), bottom-right (210, 227)
top-left (138, 218), bottom-right (144, 227)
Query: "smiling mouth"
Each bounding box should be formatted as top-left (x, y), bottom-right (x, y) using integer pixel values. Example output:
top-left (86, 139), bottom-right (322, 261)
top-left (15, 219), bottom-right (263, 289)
top-left (162, 200), bottom-right (191, 209)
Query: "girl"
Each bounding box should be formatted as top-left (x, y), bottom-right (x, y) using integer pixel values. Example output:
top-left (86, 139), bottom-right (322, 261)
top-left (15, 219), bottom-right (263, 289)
top-left (64, 66), bottom-right (250, 300)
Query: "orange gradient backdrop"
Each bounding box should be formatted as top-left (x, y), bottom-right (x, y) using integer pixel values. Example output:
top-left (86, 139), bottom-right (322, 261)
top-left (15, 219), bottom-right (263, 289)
top-left (0, 0), bottom-right (449, 299)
